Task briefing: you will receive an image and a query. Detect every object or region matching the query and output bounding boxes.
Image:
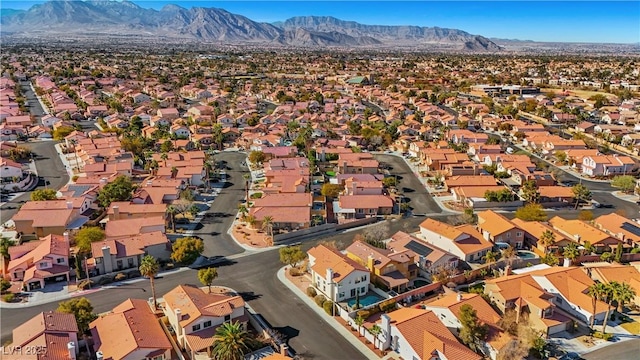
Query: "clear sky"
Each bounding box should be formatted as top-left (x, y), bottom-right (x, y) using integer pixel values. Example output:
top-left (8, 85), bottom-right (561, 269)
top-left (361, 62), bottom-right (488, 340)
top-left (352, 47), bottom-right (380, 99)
top-left (2, 1), bottom-right (639, 43)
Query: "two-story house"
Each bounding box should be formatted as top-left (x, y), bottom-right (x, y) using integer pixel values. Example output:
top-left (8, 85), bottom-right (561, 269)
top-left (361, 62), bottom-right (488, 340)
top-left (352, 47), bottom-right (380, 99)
top-left (11, 311), bottom-right (79, 360)
top-left (346, 240), bottom-right (417, 292)
top-left (163, 284), bottom-right (247, 360)
top-left (386, 231), bottom-right (459, 278)
top-left (477, 210), bottom-right (524, 248)
top-left (91, 298), bottom-right (172, 360)
top-left (89, 231), bottom-right (171, 276)
top-left (7, 233), bottom-right (70, 290)
top-left (334, 195), bottom-right (394, 223)
top-left (417, 218), bottom-right (493, 263)
top-left (307, 244), bottom-right (370, 303)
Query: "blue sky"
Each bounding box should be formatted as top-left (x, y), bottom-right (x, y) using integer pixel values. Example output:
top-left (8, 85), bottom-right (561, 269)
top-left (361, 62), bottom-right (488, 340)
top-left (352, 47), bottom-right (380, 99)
top-left (2, 1), bottom-right (639, 43)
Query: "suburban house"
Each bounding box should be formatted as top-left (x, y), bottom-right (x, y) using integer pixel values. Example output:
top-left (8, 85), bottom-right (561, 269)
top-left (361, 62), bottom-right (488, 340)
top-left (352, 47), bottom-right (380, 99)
top-left (338, 152), bottom-right (379, 174)
top-left (107, 202), bottom-right (168, 221)
top-left (375, 308), bottom-right (482, 360)
top-left (581, 155), bottom-right (636, 177)
top-left (424, 293), bottom-right (510, 360)
top-left (484, 274), bottom-right (573, 337)
top-left (88, 231), bottom-right (171, 276)
top-left (90, 298), bottom-right (172, 360)
top-left (386, 231), bottom-right (459, 277)
top-left (477, 210), bottom-right (524, 248)
top-left (0, 156), bottom-right (23, 179)
top-left (10, 311), bottom-right (78, 360)
top-left (548, 216), bottom-right (621, 252)
top-left (104, 216), bottom-right (166, 238)
top-left (163, 284), bottom-right (248, 360)
top-left (588, 264), bottom-right (640, 307)
top-left (249, 193), bottom-right (312, 231)
top-left (307, 244), bottom-right (370, 303)
top-left (418, 218), bottom-right (493, 263)
top-left (334, 194), bottom-right (394, 223)
top-left (12, 200), bottom-right (89, 238)
top-left (7, 234), bottom-right (70, 291)
top-left (346, 240), bottom-right (417, 292)
top-left (511, 219), bottom-right (571, 255)
top-left (593, 213), bottom-right (640, 245)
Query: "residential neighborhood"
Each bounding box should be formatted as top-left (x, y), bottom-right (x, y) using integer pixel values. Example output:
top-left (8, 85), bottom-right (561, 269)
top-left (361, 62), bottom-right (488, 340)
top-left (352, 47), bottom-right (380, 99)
top-left (1, 3), bottom-right (640, 360)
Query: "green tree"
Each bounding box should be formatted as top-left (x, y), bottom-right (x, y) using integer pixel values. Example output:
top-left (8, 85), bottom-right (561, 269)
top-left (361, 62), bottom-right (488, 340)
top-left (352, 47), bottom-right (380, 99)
top-left (369, 324), bottom-right (382, 349)
top-left (611, 175), bottom-right (636, 193)
top-left (578, 210), bottom-right (594, 221)
top-left (321, 183), bottom-right (343, 198)
top-left (614, 243), bottom-right (624, 263)
top-left (198, 267), bottom-right (218, 293)
top-left (572, 184), bottom-right (592, 209)
top-left (74, 227), bottom-right (106, 254)
top-left (520, 180), bottom-right (540, 203)
top-left (171, 236), bottom-right (204, 264)
top-left (484, 251), bottom-right (498, 265)
top-left (458, 304), bottom-right (488, 352)
top-left (57, 297), bottom-right (98, 335)
top-left (541, 253), bottom-right (559, 266)
top-left (588, 283), bottom-right (608, 329)
top-left (279, 245), bottom-right (307, 268)
top-left (601, 282), bottom-right (615, 333)
top-left (139, 255), bottom-right (159, 309)
top-left (0, 278), bottom-right (10, 293)
top-left (611, 281), bottom-right (636, 313)
top-left (382, 177), bottom-right (397, 188)
top-left (354, 315), bottom-right (365, 337)
top-left (502, 246), bottom-right (517, 267)
top-left (0, 237), bottom-right (14, 264)
top-left (209, 321), bottom-right (255, 360)
top-left (52, 126), bottom-right (75, 140)
top-left (237, 204), bottom-right (248, 220)
top-left (554, 150), bottom-right (568, 164)
top-left (97, 175), bottom-right (133, 208)
top-left (514, 204), bottom-right (548, 221)
top-left (248, 150), bottom-right (265, 165)
top-left (563, 242), bottom-right (580, 265)
top-left (539, 230), bottom-right (556, 250)
top-left (261, 215), bottom-right (274, 239)
top-left (30, 188), bottom-right (58, 201)
top-left (589, 94), bottom-right (608, 109)
top-left (160, 140), bottom-right (174, 153)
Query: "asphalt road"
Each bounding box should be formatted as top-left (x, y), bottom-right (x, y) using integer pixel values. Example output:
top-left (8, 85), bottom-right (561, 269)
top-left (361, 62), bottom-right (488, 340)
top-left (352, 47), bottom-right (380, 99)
top-left (0, 141), bottom-right (70, 223)
top-left (581, 338), bottom-right (640, 360)
top-left (21, 80), bottom-right (45, 119)
top-left (373, 154), bottom-right (442, 215)
top-left (193, 151), bottom-right (247, 257)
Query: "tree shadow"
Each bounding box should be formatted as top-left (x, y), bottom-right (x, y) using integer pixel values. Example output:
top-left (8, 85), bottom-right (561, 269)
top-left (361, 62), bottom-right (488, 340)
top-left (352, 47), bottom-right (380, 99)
top-left (402, 187), bottom-right (415, 193)
top-left (236, 291), bottom-right (262, 301)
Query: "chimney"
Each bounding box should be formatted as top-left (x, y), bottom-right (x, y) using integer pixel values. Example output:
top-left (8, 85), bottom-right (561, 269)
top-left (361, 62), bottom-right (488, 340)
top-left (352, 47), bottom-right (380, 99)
top-left (380, 314), bottom-right (391, 349)
top-left (457, 293), bottom-right (463, 302)
top-left (280, 344), bottom-right (288, 356)
top-left (63, 232), bottom-right (69, 243)
top-left (112, 205), bottom-right (120, 220)
top-left (563, 257), bottom-right (572, 267)
top-left (67, 342), bottom-right (76, 360)
top-left (66, 201), bottom-right (73, 209)
top-left (175, 308), bottom-right (182, 321)
top-left (326, 268), bottom-right (333, 283)
top-left (102, 246), bottom-right (113, 274)
top-left (96, 351), bottom-right (104, 360)
top-left (175, 309), bottom-right (183, 336)
top-left (367, 255), bottom-right (375, 270)
top-left (99, 177), bottom-right (107, 185)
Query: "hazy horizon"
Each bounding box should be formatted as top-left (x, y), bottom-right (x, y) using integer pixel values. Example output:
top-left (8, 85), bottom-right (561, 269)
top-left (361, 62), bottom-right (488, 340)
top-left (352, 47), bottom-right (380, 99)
top-left (1, 1), bottom-right (639, 44)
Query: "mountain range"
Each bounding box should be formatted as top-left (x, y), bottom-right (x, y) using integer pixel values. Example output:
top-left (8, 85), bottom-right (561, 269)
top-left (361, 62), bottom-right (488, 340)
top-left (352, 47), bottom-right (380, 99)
top-left (0, 0), bottom-right (502, 51)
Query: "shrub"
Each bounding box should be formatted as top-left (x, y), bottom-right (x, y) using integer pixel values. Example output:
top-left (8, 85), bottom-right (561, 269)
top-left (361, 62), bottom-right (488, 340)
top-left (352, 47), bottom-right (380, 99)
top-left (323, 300), bottom-right (336, 315)
top-left (306, 287), bottom-right (317, 298)
top-left (289, 267), bottom-right (302, 276)
top-left (2, 293), bottom-right (15, 302)
top-left (72, 175), bottom-right (79, 182)
top-left (77, 279), bottom-right (93, 290)
top-left (250, 192), bottom-right (263, 199)
top-left (631, 247), bottom-right (640, 254)
top-left (114, 273), bottom-right (127, 282)
top-left (378, 299), bottom-right (397, 313)
top-left (97, 276), bottom-right (113, 285)
top-left (314, 294), bottom-right (326, 307)
top-left (593, 331), bottom-right (614, 341)
top-left (127, 270), bottom-right (141, 278)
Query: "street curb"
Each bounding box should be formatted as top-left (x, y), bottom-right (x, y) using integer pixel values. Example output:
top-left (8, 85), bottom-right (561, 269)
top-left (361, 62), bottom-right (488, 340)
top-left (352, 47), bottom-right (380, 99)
top-left (276, 267), bottom-right (380, 359)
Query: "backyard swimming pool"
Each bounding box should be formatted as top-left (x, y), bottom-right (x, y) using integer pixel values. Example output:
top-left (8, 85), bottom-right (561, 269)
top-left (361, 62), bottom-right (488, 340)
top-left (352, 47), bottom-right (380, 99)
top-left (347, 293), bottom-right (385, 308)
top-left (517, 250), bottom-right (538, 260)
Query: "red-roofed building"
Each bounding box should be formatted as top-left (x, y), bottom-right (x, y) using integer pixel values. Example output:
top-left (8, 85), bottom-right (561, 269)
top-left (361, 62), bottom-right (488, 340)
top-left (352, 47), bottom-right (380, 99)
top-left (11, 311), bottom-right (79, 360)
top-left (307, 244), bottom-right (370, 303)
top-left (7, 234), bottom-right (70, 291)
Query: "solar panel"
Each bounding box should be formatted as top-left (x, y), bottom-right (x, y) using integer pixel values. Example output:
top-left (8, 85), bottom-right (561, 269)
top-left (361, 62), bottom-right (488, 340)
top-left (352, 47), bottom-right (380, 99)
top-left (621, 222), bottom-right (640, 237)
top-left (406, 240), bottom-right (434, 257)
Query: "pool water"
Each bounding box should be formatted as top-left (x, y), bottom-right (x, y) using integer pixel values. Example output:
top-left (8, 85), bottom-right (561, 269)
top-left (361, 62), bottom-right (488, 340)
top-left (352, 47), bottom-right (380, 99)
top-left (517, 251), bottom-right (537, 259)
top-left (413, 279), bottom-right (430, 288)
top-left (347, 293), bottom-right (385, 308)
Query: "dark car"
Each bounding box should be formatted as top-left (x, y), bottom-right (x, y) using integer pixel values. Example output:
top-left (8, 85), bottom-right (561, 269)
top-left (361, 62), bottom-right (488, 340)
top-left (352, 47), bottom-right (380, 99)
top-left (188, 255), bottom-right (224, 269)
top-left (559, 352), bottom-right (583, 360)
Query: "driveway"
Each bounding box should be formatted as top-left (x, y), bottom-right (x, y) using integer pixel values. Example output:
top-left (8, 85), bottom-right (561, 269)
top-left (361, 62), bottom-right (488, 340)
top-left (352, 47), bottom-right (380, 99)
top-left (190, 151), bottom-right (249, 257)
top-left (582, 338), bottom-right (640, 360)
top-left (373, 154), bottom-right (442, 215)
top-left (1, 141), bottom-right (69, 223)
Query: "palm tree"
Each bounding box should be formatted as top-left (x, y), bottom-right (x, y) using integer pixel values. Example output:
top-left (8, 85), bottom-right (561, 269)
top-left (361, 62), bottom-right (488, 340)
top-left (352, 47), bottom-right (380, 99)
top-left (237, 204), bottom-right (248, 221)
top-left (369, 324), bottom-right (382, 349)
top-left (354, 316), bottom-right (365, 337)
top-left (170, 166), bottom-right (178, 179)
top-left (160, 152), bottom-right (168, 167)
top-left (563, 242), bottom-right (580, 265)
top-left (167, 205), bottom-right (177, 232)
top-left (483, 251), bottom-right (497, 273)
top-left (245, 215), bottom-right (256, 229)
top-left (262, 215), bottom-right (274, 238)
top-left (209, 321), bottom-right (254, 360)
top-left (539, 230), bottom-right (556, 251)
top-left (502, 246), bottom-right (517, 268)
top-left (0, 237), bottom-right (13, 274)
top-left (139, 255), bottom-right (159, 309)
top-left (587, 283), bottom-right (607, 330)
top-left (601, 282), bottom-right (616, 334)
top-left (243, 173), bottom-right (251, 201)
top-left (612, 281), bottom-right (636, 313)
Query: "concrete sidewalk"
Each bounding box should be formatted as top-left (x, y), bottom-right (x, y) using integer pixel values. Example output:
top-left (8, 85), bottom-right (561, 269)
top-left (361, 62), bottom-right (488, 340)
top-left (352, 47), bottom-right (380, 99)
top-left (611, 191), bottom-right (640, 204)
top-left (276, 267), bottom-right (380, 359)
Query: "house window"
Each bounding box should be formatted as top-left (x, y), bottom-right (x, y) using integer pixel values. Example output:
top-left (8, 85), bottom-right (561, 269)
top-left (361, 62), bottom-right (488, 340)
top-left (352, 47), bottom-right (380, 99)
top-left (128, 258), bottom-right (134, 267)
top-left (204, 320), bottom-right (212, 328)
top-left (39, 262), bottom-right (47, 268)
top-left (357, 209), bottom-right (364, 214)
top-left (350, 289), bottom-right (356, 297)
top-left (361, 287), bottom-right (366, 294)
top-left (192, 324), bottom-right (201, 332)
top-left (224, 315), bottom-right (231, 322)
top-left (116, 260), bottom-right (123, 270)
top-left (56, 258), bottom-right (65, 264)
top-left (339, 292), bottom-right (345, 298)
top-left (506, 232), bottom-right (511, 238)
top-left (516, 232), bottom-right (523, 237)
